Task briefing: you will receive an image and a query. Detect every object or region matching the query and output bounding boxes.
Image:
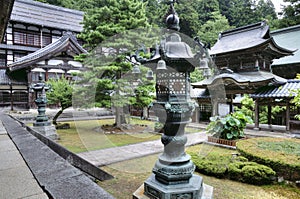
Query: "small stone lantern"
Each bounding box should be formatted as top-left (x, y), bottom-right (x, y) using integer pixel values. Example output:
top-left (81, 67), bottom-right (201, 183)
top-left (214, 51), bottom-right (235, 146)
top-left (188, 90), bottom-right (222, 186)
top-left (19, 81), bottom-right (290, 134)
top-left (31, 75), bottom-right (58, 139)
top-left (31, 75), bottom-right (51, 127)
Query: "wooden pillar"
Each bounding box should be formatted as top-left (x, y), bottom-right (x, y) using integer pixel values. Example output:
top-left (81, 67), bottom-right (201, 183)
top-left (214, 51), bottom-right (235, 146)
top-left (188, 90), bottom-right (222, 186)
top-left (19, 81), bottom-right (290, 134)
top-left (267, 104), bottom-right (272, 131)
top-left (10, 83), bottom-right (13, 111)
top-left (229, 95), bottom-right (233, 113)
top-left (286, 101), bottom-right (290, 131)
top-left (254, 99), bottom-right (259, 130)
top-left (212, 99), bottom-right (218, 116)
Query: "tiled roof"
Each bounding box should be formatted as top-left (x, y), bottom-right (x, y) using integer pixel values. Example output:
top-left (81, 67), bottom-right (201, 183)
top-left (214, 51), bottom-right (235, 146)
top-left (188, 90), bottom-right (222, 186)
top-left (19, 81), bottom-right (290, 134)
top-left (210, 21), bottom-right (294, 56)
top-left (10, 0), bottom-right (84, 32)
top-left (0, 43), bottom-right (39, 52)
top-left (251, 79), bottom-right (300, 98)
top-left (192, 70), bottom-right (287, 88)
top-left (8, 32), bottom-right (87, 71)
top-left (271, 25), bottom-right (300, 66)
top-left (0, 0), bottom-right (14, 41)
top-left (190, 88), bottom-right (210, 99)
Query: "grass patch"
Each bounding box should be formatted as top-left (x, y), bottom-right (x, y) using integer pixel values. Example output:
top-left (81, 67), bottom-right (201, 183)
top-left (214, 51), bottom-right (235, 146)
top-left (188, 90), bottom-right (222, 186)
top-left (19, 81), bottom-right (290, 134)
top-left (237, 137), bottom-right (300, 180)
top-left (257, 140), bottom-right (300, 156)
top-left (187, 144), bottom-right (276, 185)
top-left (98, 144), bottom-right (300, 199)
top-left (57, 119), bottom-right (160, 153)
top-left (56, 118), bottom-right (203, 153)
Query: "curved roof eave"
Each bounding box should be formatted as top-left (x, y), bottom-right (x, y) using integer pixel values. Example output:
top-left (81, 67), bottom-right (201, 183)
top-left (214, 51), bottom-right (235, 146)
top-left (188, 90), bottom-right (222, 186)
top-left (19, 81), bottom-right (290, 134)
top-left (212, 38), bottom-right (294, 57)
top-left (192, 71), bottom-right (287, 89)
top-left (8, 33), bottom-right (87, 72)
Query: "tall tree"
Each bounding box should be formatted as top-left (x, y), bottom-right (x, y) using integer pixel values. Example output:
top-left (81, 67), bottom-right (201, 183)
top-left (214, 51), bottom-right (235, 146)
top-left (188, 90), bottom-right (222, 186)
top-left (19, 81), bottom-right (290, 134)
top-left (78, 0), bottom-right (152, 127)
top-left (219, 0), bottom-right (259, 27)
top-left (256, 0), bottom-right (277, 20)
top-left (278, 0), bottom-right (300, 28)
top-left (174, 0), bottom-right (201, 37)
top-left (198, 0), bottom-right (220, 25)
top-left (197, 11), bottom-right (233, 46)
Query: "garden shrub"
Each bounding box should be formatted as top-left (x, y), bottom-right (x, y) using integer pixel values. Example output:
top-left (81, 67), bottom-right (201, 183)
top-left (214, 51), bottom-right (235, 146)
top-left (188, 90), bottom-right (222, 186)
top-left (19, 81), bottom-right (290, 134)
top-left (228, 162), bottom-right (276, 185)
top-left (206, 111), bottom-right (253, 140)
top-left (190, 152), bottom-right (228, 178)
top-left (236, 137), bottom-right (300, 181)
top-left (190, 151), bottom-right (276, 185)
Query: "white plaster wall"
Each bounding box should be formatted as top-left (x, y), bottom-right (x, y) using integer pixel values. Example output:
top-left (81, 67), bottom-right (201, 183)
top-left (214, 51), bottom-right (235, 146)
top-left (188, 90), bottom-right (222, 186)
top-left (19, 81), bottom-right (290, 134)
top-left (48, 59), bottom-right (63, 65)
top-left (68, 61), bottom-right (82, 68)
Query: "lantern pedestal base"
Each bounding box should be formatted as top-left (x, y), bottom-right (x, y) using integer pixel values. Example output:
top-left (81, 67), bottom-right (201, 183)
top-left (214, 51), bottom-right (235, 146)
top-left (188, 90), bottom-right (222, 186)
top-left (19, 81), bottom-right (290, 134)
top-left (32, 125), bottom-right (59, 140)
top-left (133, 174), bottom-right (213, 199)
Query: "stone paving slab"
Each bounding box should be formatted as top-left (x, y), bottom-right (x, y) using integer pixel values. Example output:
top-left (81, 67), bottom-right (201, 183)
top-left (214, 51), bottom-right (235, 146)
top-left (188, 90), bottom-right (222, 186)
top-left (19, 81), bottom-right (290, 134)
top-left (0, 165), bottom-right (48, 199)
top-left (0, 122), bottom-right (48, 199)
top-left (0, 114), bottom-right (115, 199)
top-left (78, 132), bottom-right (207, 166)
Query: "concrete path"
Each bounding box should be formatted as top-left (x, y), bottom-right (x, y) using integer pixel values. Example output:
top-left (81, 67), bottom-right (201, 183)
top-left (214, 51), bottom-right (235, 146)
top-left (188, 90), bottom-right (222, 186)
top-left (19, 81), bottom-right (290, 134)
top-left (78, 132), bottom-right (208, 167)
top-left (0, 120), bottom-right (49, 199)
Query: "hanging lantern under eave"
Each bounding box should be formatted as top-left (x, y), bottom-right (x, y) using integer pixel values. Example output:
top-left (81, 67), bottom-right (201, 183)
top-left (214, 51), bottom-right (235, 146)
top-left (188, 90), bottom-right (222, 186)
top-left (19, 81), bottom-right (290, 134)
top-left (146, 69), bottom-right (154, 80)
top-left (156, 60), bottom-right (167, 70)
top-left (199, 59), bottom-right (209, 70)
top-left (203, 68), bottom-right (212, 78)
top-left (132, 65), bottom-right (141, 75)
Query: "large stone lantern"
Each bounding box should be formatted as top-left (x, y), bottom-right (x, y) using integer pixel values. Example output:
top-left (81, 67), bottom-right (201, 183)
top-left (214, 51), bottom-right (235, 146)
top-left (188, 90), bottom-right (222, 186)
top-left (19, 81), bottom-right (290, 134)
top-left (31, 75), bottom-right (58, 139)
top-left (133, 1), bottom-right (212, 199)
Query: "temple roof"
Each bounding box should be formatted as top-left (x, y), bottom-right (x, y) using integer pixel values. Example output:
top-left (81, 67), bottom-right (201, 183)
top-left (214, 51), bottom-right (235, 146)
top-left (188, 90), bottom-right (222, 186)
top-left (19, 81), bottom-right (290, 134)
top-left (271, 25), bottom-right (300, 66)
top-left (0, 0), bottom-right (14, 41)
top-left (192, 70), bottom-right (287, 89)
top-left (210, 21), bottom-right (294, 57)
top-left (10, 0), bottom-right (84, 32)
top-left (8, 32), bottom-right (87, 72)
top-left (251, 79), bottom-right (300, 98)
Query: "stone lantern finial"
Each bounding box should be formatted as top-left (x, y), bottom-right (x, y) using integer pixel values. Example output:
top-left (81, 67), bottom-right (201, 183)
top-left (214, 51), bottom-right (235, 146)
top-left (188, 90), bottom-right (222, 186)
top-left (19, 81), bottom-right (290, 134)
top-left (165, 0), bottom-right (180, 31)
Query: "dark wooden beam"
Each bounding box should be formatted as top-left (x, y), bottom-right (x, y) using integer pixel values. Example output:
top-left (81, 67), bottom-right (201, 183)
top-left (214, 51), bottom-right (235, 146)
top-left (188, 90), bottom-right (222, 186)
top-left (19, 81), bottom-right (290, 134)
top-left (254, 99), bottom-right (259, 130)
top-left (286, 101), bottom-right (290, 131)
top-left (0, 0), bottom-right (14, 42)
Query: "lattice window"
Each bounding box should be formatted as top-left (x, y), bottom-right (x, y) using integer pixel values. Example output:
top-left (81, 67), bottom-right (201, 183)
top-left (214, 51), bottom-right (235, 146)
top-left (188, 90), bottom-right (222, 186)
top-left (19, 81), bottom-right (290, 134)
top-left (42, 34), bottom-right (52, 47)
top-left (169, 72), bottom-right (185, 94)
top-left (156, 72), bottom-right (187, 95)
top-left (0, 54), bottom-right (6, 67)
top-left (0, 92), bottom-right (10, 103)
top-left (13, 92), bottom-right (28, 102)
top-left (13, 29), bottom-right (41, 47)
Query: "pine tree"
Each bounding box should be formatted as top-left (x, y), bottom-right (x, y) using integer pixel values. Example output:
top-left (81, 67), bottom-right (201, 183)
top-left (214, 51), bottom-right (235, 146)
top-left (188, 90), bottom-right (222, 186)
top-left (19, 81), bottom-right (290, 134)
top-left (278, 0), bottom-right (300, 28)
top-left (77, 0), bottom-right (154, 127)
top-left (197, 11), bottom-right (233, 46)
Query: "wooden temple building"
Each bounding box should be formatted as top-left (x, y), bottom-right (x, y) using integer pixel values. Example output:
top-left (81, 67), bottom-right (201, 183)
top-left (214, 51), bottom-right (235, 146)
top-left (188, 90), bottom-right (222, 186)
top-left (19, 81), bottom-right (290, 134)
top-left (0, 0), bottom-right (86, 110)
top-left (192, 21), bottom-right (300, 132)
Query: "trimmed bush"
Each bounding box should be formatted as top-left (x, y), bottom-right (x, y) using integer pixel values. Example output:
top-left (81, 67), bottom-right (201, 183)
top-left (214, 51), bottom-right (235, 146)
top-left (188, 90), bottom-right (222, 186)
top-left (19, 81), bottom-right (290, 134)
top-left (228, 162), bottom-right (276, 185)
top-left (190, 151), bottom-right (276, 185)
top-left (236, 137), bottom-right (300, 181)
top-left (190, 152), bottom-right (230, 178)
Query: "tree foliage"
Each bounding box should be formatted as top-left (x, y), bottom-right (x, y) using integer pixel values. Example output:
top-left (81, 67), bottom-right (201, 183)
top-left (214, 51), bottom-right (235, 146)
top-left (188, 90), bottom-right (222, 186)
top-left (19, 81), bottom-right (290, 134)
top-left (46, 77), bottom-right (73, 125)
top-left (77, 0), bottom-right (154, 127)
top-left (277, 0), bottom-right (300, 28)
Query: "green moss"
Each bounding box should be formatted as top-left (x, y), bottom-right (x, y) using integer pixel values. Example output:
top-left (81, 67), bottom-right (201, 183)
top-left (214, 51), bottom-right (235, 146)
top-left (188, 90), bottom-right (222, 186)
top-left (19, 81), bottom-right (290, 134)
top-left (236, 137), bottom-right (300, 181)
top-left (189, 144), bottom-right (276, 185)
top-left (228, 162), bottom-right (276, 185)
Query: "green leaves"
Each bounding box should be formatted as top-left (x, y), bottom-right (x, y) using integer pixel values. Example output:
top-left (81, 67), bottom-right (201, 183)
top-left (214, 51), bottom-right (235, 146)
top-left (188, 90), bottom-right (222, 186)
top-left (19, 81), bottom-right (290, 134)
top-left (206, 111), bottom-right (253, 140)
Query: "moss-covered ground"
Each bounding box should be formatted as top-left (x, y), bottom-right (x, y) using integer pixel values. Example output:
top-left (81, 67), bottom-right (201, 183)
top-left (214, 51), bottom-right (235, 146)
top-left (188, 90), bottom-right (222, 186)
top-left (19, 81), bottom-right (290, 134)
top-left (98, 144), bottom-right (300, 199)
